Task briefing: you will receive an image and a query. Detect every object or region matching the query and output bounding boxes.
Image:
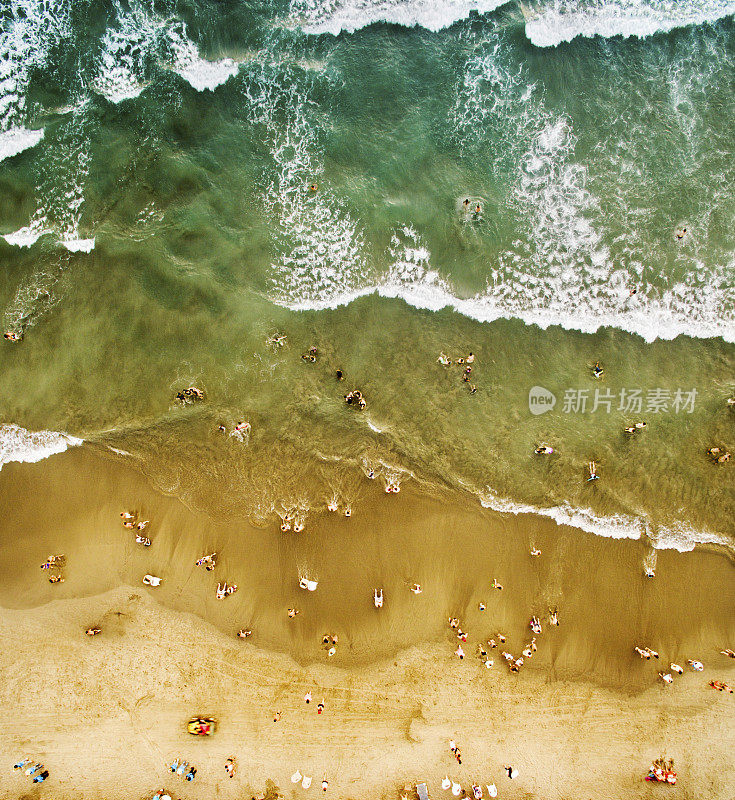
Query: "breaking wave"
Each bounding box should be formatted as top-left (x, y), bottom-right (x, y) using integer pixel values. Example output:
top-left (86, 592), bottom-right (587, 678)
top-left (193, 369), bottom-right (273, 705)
top-left (0, 423), bottom-right (82, 472)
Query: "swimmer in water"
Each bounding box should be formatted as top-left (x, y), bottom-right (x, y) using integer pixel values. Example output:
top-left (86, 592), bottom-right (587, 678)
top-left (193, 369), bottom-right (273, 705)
top-left (437, 352), bottom-right (451, 366)
top-left (534, 445), bottom-right (554, 455)
top-left (675, 226), bottom-right (687, 241)
top-left (238, 629), bottom-right (252, 638)
top-left (234, 420), bottom-right (251, 433)
top-left (335, 369), bottom-right (344, 380)
top-left (327, 500), bottom-right (338, 512)
top-left (344, 507), bottom-right (352, 517)
top-left (530, 547), bottom-right (541, 557)
top-left (592, 361), bottom-right (604, 378)
top-left (410, 583), bottom-right (422, 594)
top-left (492, 578), bottom-right (503, 590)
top-left (288, 608), bottom-right (299, 618)
top-left (549, 608), bottom-right (559, 626)
top-left (587, 461), bottom-right (599, 481)
top-left (309, 184), bottom-right (318, 192)
top-left (466, 352), bottom-right (475, 363)
top-left (463, 198), bottom-right (470, 211)
top-left (473, 204), bottom-right (482, 218)
top-left (4, 331), bottom-right (21, 341)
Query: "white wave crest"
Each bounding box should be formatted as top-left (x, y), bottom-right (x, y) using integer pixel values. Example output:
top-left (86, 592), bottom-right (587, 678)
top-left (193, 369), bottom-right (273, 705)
top-left (290, 0), bottom-right (509, 34)
top-left (0, 126), bottom-right (43, 162)
top-left (2, 221), bottom-right (48, 247)
top-left (477, 485), bottom-right (731, 552)
top-left (525, 0), bottom-right (735, 48)
top-left (166, 23), bottom-right (240, 91)
top-left (0, 424), bottom-right (82, 472)
top-left (61, 236), bottom-right (95, 253)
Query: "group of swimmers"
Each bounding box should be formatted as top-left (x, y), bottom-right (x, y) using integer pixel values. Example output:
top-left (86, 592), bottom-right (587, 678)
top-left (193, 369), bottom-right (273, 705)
top-left (175, 386), bottom-right (204, 405)
top-left (40, 553), bottom-right (65, 584)
top-left (281, 509), bottom-right (306, 532)
top-left (706, 446), bottom-right (731, 464)
top-left (344, 389), bottom-right (366, 410)
top-left (437, 350), bottom-right (478, 394)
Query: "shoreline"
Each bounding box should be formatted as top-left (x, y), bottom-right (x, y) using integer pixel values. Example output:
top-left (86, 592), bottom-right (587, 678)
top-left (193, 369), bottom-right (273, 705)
top-left (1, 445), bottom-right (733, 682)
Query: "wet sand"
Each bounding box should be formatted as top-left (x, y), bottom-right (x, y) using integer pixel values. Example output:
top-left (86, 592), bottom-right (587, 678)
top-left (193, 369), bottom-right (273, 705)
top-left (1, 445), bottom-right (734, 798)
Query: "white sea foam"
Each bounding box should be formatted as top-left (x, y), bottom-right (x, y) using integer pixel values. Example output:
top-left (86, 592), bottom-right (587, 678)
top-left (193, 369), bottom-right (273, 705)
top-left (525, 0), bottom-right (735, 49)
top-left (60, 236), bottom-right (95, 253)
top-left (2, 222), bottom-right (48, 247)
top-left (94, 3), bottom-right (240, 101)
top-left (166, 22), bottom-right (240, 91)
top-left (290, 0), bottom-right (508, 34)
top-left (0, 424), bottom-right (82, 472)
top-left (0, 126), bottom-right (43, 162)
top-left (93, 0), bottom-right (165, 103)
top-left (245, 63), bottom-right (370, 306)
top-left (0, 0), bottom-right (71, 145)
top-left (477, 485), bottom-right (731, 552)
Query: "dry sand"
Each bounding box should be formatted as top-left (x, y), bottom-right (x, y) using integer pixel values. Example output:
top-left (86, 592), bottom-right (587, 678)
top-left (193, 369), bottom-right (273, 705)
top-left (1, 445), bottom-right (734, 799)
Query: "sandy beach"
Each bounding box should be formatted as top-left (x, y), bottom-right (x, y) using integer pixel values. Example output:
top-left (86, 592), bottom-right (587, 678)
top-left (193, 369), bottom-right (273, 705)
top-left (1, 445), bottom-right (734, 799)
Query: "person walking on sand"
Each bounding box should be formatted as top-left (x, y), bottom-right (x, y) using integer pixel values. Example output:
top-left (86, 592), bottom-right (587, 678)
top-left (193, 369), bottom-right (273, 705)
top-left (305, 691), bottom-right (312, 704)
top-left (317, 700), bottom-right (325, 714)
top-left (224, 757), bottom-right (236, 778)
top-left (504, 766), bottom-right (518, 779)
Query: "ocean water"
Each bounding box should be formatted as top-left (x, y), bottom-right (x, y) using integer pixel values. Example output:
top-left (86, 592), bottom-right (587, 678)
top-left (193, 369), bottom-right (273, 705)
top-left (0, 0), bottom-right (733, 551)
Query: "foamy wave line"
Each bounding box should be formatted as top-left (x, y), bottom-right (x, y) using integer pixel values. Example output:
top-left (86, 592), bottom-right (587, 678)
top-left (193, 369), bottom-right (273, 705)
top-left (477, 485), bottom-right (731, 553)
top-left (277, 278), bottom-right (735, 344)
top-left (524, 0), bottom-right (735, 49)
top-left (291, 0), bottom-right (509, 35)
top-left (0, 127), bottom-right (44, 163)
top-left (2, 227), bottom-right (96, 253)
top-left (0, 424), bottom-right (82, 472)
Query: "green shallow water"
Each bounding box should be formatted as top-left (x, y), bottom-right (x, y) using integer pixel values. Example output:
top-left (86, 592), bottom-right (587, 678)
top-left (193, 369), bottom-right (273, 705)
top-left (0, 0), bottom-right (733, 548)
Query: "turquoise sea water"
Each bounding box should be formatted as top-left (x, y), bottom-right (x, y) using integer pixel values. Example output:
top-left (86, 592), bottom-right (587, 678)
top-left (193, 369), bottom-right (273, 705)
top-left (0, 0), bottom-right (734, 549)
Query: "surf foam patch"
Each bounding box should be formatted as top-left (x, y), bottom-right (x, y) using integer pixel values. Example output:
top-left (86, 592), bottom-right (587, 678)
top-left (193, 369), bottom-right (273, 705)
top-left (0, 424), bottom-right (82, 472)
top-left (290, 0), bottom-right (509, 35)
top-left (525, 0), bottom-right (735, 48)
top-left (0, 126), bottom-right (44, 162)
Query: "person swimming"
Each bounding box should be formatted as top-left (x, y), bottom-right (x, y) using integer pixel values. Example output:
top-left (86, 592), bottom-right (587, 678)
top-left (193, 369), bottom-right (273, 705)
top-left (374, 588), bottom-right (383, 608)
top-left (534, 445), bottom-right (554, 455)
top-left (592, 361), bottom-right (604, 378)
top-left (587, 461), bottom-right (599, 481)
